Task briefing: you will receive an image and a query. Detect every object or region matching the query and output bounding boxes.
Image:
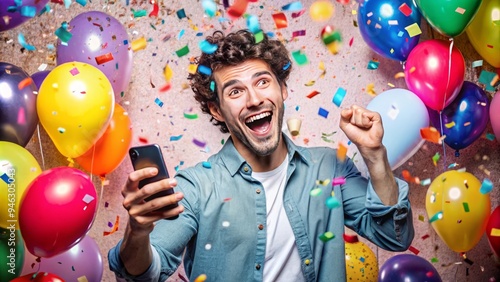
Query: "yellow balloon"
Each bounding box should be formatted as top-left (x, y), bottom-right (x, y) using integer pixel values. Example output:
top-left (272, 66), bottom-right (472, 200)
top-left (37, 62), bottom-right (115, 158)
top-left (0, 141), bottom-right (41, 229)
top-left (310, 1), bottom-right (334, 22)
top-left (426, 170), bottom-right (491, 253)
top-left (345, 234), bottom-right (378, 281)
top-left (466, 0), bottom-right (500, 68)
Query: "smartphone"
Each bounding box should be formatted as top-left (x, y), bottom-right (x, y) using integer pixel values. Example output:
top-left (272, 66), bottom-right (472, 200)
top-left (129, 144), bottom-right (178, 218)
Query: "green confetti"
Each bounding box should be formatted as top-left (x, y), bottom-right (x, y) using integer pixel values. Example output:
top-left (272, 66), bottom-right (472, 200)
top-left (432, 152), bottom-right (440, 164)
top-left (325, 197), bottom-right (340, 209)
top-left (319, 231), bottom-right (335, 242)
top-left (310, 187), bottom-right (323, 197)
top-left (254, 31), bottom-right (264, 43)
top-left (133, 9), bottom-right (147, 18)
top-left (431, 257), bottom-right (439, 263)
top-left (429, 211), bottom-right (443, 223)
top-left (175, 45), bottom-right (190, 57)
top-left (292, 50), bottom-right (309, 66)
top-left (183, 112), bottom-right (199, 119)
top-left (463, 202), bottom-right (470, 212)
top-left (367, 60), bottom-right (379, 70)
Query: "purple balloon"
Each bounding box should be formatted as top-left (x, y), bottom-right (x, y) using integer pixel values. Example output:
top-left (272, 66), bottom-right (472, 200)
top-left (22, 235), bottom-right (103, 282)
top-left (30, 70), bottom-right (50, 90)
top-left (0, 62), bottom-right (38, 147)
top-left (379, 254), bottom-right (442, 282)
top-left (56, 11), bottom-right (132, 100)
top-left (428, 81), bottom-right (490, 153)
top-left (0, 0), bottom-right (48, 32)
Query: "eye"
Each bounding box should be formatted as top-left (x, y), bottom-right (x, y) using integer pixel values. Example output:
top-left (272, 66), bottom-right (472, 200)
top-left (256, 79), bottom-right (269, 87)
top-left (228, 88), bottom-right (241, 96)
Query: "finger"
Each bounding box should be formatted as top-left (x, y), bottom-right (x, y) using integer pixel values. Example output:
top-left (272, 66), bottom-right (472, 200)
top-left (129, 192), bottom-right (184, 217)
top-left (133, 204), bottom-right (185, 226)
top-left (124, 167), bottom-right (158, 193)
top-left (123, 178), bottom-right (177, 209)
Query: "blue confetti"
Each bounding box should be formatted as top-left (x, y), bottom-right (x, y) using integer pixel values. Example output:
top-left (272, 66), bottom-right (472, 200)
top-left (17, 33), bottom-right (36, 51)
top-left (176, 8), bottom-right (186, 19)
top-left (178, 29), bottom-right (185, 39)
top-left (202, 0), bottom-right (217, 17)
top-left (75, 0), bottom-right (87, 6)
top-left (154, 97), bottom-right (164, 107)
top-left (282, 1), bottom-right (303, 11)
top-left (170, 135), bottom-right (183, 141)
top-left (20, 6), bottom-right (36, 17)
top-left (199, 40), bottom-right (218, 54)
top-left (480, 178), bottom-right (493, 194)
top-left (282, 61), bottom-right (291, 70)
top-left (246, 14), bottom-right (261, 33)
top-left (202, 161), bottom-right (212, 168)
top-left (210, 81), bottom-right (215, 92)
top-left (318, 107), bottom-right (329, 118)
top-left (198, 65), bottom-right (212, 76)
top-left (367, 60), bottom-right (380, 70)
top-left (0, 173), bottom-right (10, 184)
top-left (479, 70), bottom-right (497, 92)
top-left (332, 87), bottom-right (346, 107)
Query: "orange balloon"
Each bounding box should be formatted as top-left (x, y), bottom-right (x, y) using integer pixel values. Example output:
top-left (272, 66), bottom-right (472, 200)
top-left (75, 103), bottom-right (132, 176)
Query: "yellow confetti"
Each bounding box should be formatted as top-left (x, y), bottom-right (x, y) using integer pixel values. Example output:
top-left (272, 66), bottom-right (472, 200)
top-left (319, 61), bottom-right (325, 71)
top-left (366, 83), bottom-right (376, 96)
top-left (387, 83), bottom-right (395, 87)
top-left (305, 80), bottom-right (316, 86)
top-left (445, 121), bottom-right (456, 128)
top-left (351, 9), bottom-right (357, 15)
top-left (131, 37), bottom-right (147, 52)
top-left (164, 64), bottom-right (173, 82)
top-left (188, 64), bottom-right (198, 74)
top-left (491, 228), bottom-right (500, 237)
top-left (394, 72), bottom-right (405, 79)
top-left (194, 274), bottom-right (207, 282)
top-left (337, 142), bottom-right (348, 162)
top-left (77, 276), bottom-right (89, 282)
top-left (405, 23), bottom-right (422, 37)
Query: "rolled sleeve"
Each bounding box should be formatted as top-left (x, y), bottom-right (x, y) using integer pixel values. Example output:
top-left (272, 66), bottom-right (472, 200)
top-left (108, 240), bottom-right (162, 282)
top-left (365, 177), bottom-right (410, 217)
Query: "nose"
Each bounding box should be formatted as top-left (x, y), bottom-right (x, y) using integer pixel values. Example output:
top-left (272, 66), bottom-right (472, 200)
top-left (246, 87), bottom-right (264, 108)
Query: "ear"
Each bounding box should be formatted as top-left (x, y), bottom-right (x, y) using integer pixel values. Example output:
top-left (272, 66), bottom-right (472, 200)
top-left (208, 101), bottom-right (224, 122)
top-left (281, 82), bottom-right (288, 100)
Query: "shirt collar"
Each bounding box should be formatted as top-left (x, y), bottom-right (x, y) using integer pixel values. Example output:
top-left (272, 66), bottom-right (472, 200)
top-left (219, 134), bottom-right (312, 177)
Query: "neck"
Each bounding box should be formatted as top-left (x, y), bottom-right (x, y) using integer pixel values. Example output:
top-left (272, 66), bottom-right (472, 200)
top-left (237, 134), bottom-right (288, 172)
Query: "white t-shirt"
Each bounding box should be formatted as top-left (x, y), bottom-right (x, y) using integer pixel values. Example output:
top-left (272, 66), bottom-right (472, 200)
top-left (252, 155), bottom-right (305, 282)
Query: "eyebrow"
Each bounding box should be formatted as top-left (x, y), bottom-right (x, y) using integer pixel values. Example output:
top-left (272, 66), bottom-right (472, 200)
top-left (220, 70), bottom-right (273, 94)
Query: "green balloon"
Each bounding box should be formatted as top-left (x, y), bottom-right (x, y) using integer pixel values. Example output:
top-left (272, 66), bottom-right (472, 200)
top-left (415, 0), bottom-right (483, 37)
top-left (0, 227), bottom-right (25, 280)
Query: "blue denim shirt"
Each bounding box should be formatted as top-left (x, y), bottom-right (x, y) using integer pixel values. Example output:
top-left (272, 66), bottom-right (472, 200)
top-left (109, 135), bottom-right (414, 281)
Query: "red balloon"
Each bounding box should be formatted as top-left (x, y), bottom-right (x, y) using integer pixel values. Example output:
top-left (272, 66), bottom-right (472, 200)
top-left (11, 272), bottom-right (64, 282)
top-left (486, 206), bottom-right (500, 260)
top-left (19, 167), bottom-right (97, 258)
top-left (404, 39), bottom-right (465, 111)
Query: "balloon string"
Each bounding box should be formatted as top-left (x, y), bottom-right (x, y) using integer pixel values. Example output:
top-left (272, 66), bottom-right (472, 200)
top-left (90, 143), bottom-right (96, 183)
top-left (36, 124), bottom-right (46, 171)
top-left (439, 112), bottom-right (447, 170)
top-left (439, 38), bottom-right (455, 170)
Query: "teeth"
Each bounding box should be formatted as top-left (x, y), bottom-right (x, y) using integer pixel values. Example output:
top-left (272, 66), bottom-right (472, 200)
top-left (246, 112), bottom-right (271, 123)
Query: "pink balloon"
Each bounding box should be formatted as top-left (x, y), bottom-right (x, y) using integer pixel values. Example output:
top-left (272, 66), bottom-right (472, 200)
top-left (19, 167), bottom-right (97, 258)
top-left (22, 236), bottom-right (103, 282)
top-left (404, 39), bottom-right (465, 111)
top-left (490, 91), bottom-right (500, 141)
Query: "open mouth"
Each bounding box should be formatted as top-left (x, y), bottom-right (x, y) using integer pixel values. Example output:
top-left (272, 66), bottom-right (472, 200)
top-left (245, 112), bottom-right (272, 133)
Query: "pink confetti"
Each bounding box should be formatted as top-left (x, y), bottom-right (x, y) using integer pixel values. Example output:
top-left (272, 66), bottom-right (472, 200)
top-left (332, 177), bottom-right (346, 186)
top-left (69, 67), bottom-right (80, 76)
top-left (17, 107), bottom-right (26, 124)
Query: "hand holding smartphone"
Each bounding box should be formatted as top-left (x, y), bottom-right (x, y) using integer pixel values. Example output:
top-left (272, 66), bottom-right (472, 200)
top-left (129, 144), bottom-right (179, 219)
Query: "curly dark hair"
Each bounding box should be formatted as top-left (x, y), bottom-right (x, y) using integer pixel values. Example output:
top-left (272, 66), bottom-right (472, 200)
top-left (188, 29), bottom-right (292, 133)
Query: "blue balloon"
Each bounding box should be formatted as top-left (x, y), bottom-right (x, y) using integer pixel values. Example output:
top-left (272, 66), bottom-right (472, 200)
top-left (428, 81), bottom-right (490, 153)
top-left (379, 254), bottom-right (442, 282)
top-left (358, 0), bottom-right (422, 61)
top-left (30, 70), bottom-right (51, 90)
top-left (367, 88), bottom-right (429, 170)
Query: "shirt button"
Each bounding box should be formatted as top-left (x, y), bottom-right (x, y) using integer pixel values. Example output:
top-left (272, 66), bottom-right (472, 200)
top-left (256, 189), bottom-right (261, 194)
top-left (256, 264), bottom-right (261, 270)
top-left (258, 224), bottom-right (264, 230)
top-left (304, 259), bottom-right (311, 265)
top-left (243, 166), bottom-right (249, 172)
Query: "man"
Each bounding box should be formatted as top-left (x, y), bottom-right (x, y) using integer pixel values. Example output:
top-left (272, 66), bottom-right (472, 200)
top-left (109, 29), bottom-right (414, 281)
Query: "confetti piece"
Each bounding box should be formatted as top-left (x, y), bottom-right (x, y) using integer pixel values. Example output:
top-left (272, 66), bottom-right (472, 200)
top-left (367, 60), bottom-right (379, 70)
top-left (337, 143), bottom-right (347, 162)
top-left (138, 137), bottom-right (148, 143)
top-left (18, 33), bottom-right (36, 51)
top-left (199, 40), bottom-right (218, 54)
top-left (154, 98), bottom-right (164, 107)
top-left (420, 127), bottom-right (441, 144)
top-left (307, 90), bottom-right (320, 98)
top-left (455, 7), bottom-right (466, 14)
top-left (202, 0), bottom-right (217, 17)
top-left (104, 215), bottom-right (120, 236)
top-left (282, 1), bottom-right (303, 11)
top-left (18, 77), bottom-right (33, 90)
top-left (20, 6), bottom-right (36, 17)
top-left (318, 107), bottom-right (329, 118)
top-left (472, 60), bottom-right (483, 68)
top-left (479, 70), bottom-right (497, 92)
top-left (227, 0), bottom-right (249, 19)
top-left (193, 138), bottom-right (207, 148)
top-left (82, 194), bottom-right (95, 204)
top-left (176, 8), bottom-right (187, 19)
top-left (292, 9), bottom-right (306, 18)
top-left (326, 197), bottom-right (340, 209)
top-left (463, 202), bottom-right (470, 212)
top-left (445, 121), bottom-right (456, 128)
top-left (95, 53), bottom-right (114, 65)
top-left (332, 87), bottom-right (346, 107)
top-left (387, 104), bottom-right (400, 120)
top-left (131, 37), bottom-right (147, 52)
top-left (420, 178), bottom-right (431, 186)
top-left (429, 211), bottom-right (443, 223)
top-left (77, 276), bottom-right (88, 282)
top-left (149, 2), bottom-right (159, 17)
top-left (198, 65), bottom-right (212, 76)
top-left (210, 81), bottom-right (215, 92)
top-left (170, 135), bottom-right (183, 141)
top-left (292, 30), bottom-right (306, 38)
top-left (491, 228), bottom-right (500, 237)
top-left (479, 178), bottom-right (493, 194)
top-left (292, 50), bottom-right (309, 65)
top-left (432, 153), bottom-right (440, 166)
top-left (319, 231), bottom-right (335, 242)
top-left (405, 23), bottom-right (422, 37)
top-left (176, 45), bottom-right (190, 57)
top-left (202, 161), bottom-right (212, 168)
top-left (159, 83), bottom-right (172, 92)
top-left (246, 14), bottom-right (261, 33)
top-left (399, 3), bottom-right (412, 16)
top-left (184, 112), bottom-right (199, 119)
top-left (58, 127), bottom-right (66, 133)
top-left (133, 9), bottom-right (147, 18)
top-left (305, 80), bottom-right (315, 86)
top-left (272, 13), bottom-right (288, 29)
top-left (422, 234), bottom-right (430, 240)
top-left (332, 177), bottom-right (345, 186)
top-left (0, 174), bottom-right (10, 184)
top-left (194, 274), bottom-right (207, 282)
top-left (310, 187), bottom-right (323, 196)
top-left (418, 215), bottom-right (425, 222)
top-left (188, 64), bottom-right (198, 74)
top-left (254, 30), bottom-right (265, 43)
top-left (366, 83), bottom-right (376, 96)
top-left (431, 257), bottom-right (439, 263)
top-left (485, 133), bottom-right (496, 141)
top-left (409, 245), bottom-right (420, 255)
